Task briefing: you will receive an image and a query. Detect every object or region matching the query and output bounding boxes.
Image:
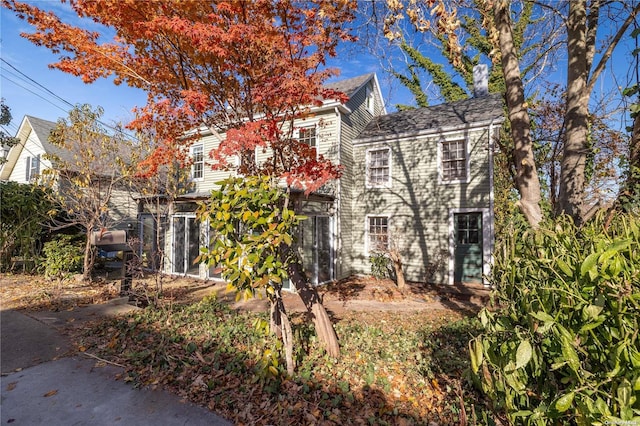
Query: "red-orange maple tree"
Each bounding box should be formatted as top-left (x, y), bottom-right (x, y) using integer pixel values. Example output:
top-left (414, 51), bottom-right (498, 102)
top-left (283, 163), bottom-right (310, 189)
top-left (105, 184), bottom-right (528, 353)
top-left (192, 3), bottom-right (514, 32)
top-left (6, 0), bottom-right (353, 190)
top-left (6, 0), bottom-right (356, 357)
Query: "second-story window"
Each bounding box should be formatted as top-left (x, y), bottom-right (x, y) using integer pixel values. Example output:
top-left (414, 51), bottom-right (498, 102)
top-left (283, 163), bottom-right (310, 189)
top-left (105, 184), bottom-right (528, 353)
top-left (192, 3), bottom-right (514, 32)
top-left (366, 147), bottom-right (391, 188)
top-left (192, 144), bottom-right (204, 180)
top-left (25, 154), bottom-right (40, 181)
top-left (441, 139), bottom-right (467, 182)
top-left (365, 82), bottom-right (374, 112)
top-left (299, 126), bottom-right (316, 149)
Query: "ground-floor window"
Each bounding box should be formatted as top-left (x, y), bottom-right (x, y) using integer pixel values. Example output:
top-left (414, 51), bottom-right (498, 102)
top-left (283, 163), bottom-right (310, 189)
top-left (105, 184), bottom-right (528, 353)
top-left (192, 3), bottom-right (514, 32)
top-left (367, 215), bottom-right (389, 254)
top-left (206, 224), bottom-right (222, 280)
top-left (172, 215), bottom-right (200, 276)
top-left (138, 214), bottom-right (164, 270)
top-left (300, 215), bottom-right (334, 286)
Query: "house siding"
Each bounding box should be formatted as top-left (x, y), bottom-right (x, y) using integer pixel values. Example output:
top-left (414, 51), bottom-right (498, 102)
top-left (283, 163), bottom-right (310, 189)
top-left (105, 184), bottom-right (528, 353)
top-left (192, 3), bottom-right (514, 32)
top-left (192, 132), bottom-right (235, 194)
top-left (7, 129), bottom-right (51, 183)
top-left (107, 185), bottom-right (139, 230)
top-left (337, 79), bottom-right (385, 279)
top-left (351, 126), bottom-right (493, 284)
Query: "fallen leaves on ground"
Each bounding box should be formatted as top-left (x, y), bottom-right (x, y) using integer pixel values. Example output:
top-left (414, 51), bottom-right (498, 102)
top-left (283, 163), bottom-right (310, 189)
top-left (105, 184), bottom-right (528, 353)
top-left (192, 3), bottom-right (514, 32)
top-left (73, 298), bottom-right (493, 425)
top-left (0, 273), bottom-right (118, 311)
top-left (1, 273), bottom-right (497, 424)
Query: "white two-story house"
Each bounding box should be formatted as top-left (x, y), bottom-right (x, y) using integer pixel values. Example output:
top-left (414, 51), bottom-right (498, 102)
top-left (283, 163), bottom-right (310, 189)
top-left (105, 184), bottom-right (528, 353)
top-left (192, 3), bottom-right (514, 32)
top-left (1, 115), bottom-right (138, 232)
top-left (149, 70), bottom-right (503, 287)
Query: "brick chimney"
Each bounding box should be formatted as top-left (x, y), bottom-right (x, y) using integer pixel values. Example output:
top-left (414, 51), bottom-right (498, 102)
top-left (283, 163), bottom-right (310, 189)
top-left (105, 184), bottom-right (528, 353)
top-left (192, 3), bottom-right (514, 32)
top-left (473, 64), bottom-right (489, 97)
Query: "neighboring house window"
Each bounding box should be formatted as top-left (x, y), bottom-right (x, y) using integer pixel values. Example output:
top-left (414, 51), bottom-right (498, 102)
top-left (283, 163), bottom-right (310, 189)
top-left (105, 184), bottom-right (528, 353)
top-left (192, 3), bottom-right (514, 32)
top-left (25, 154), bottom-right (40, 181)
top-left (367, 215), bottom-right (389, 253)
top-left (365, 82), bottom-right (374, 112)
top-left (366, 147), bottom-right (391, 188)
top-left (299, 126), bottom-right (316, 149)
top-left (441, 139), bottom-right (467, 182)
top-left (191, 144), bottom-right (204, 180)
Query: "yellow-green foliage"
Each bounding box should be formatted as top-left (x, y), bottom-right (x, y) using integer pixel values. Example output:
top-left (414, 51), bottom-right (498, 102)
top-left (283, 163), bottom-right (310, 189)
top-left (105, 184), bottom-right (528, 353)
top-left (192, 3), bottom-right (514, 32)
top-left (43, 234), bottom-right (83, 279)
top-left (196, 176), bottom-right (305, 299)
top-left (472, 213), bottom-right (640, 425)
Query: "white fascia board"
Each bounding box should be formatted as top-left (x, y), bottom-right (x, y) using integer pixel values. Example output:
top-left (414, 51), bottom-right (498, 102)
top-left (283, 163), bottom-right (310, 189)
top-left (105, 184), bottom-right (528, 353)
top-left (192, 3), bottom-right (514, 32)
top-left (371, 74), bottom-right (387, 115)
top-left (0, 116), bottom-right (33, 180)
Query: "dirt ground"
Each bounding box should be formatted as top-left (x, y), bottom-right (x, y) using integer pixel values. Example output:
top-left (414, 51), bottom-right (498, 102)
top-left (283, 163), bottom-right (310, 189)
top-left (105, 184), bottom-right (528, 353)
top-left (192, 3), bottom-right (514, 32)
top-left (0, 272), bottom-right (489, 318)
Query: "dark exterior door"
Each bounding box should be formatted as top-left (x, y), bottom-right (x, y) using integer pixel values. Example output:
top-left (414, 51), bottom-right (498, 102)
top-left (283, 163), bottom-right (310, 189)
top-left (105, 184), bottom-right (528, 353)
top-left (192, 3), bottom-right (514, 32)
top-left (454, 212), bottom-right (483, 284)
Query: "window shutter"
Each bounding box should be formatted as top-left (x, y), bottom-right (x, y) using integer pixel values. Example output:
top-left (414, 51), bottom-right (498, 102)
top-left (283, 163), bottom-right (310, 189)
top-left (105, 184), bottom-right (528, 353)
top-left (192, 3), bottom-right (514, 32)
top-left (25, 157), bottom-right (31, 181)
top-left (35, 155), bottom-right (41, 175)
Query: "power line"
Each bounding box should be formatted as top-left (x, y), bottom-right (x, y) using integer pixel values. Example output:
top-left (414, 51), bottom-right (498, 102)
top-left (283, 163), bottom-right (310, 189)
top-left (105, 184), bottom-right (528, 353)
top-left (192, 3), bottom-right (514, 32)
top-left (1, 58), bottom-right (74, 109)
top-left (1, 58), bottom-right (143, 143)
top-left (1, 74), bottom-right (71, 115)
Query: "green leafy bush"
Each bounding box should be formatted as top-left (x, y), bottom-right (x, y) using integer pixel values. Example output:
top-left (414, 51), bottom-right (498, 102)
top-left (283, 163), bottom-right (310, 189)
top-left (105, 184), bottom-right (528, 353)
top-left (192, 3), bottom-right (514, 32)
top-left (471, 213), bottom-right (640, 425)
top-left (43, 234), bottom-right (83, 279)
top-left (369, 252), bottom-right (391, 279)
top-left (0, 181), bottom-right (56, 271)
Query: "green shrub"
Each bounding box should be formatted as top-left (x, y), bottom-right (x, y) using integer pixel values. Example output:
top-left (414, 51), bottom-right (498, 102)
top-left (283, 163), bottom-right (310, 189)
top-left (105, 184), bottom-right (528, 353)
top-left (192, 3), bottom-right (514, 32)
top-left (0, 181), bottom-right (57, 272)
top-left (369, 252), bottom-right (391, 279)
top-left (43, 234), bottom-right (83, 279)
top-left (471, 213), bottom-right (640, 425)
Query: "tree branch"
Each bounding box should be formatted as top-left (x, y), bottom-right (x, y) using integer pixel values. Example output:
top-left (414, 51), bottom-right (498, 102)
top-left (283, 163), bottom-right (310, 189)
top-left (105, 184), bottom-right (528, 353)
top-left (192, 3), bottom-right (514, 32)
top-left (587, 3), bottom-right (640, 94)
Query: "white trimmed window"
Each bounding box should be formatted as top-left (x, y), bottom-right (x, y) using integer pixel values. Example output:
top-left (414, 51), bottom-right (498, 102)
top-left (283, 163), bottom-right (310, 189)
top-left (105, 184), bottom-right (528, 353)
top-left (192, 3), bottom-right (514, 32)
top-left (299, 126), bottom-right (317, 149)
top-left (25, 154), bottom-right (40, 181)
top-left (366, 147), bottom-right (391, 188)
top-left (441, 139), bottom-right (467, 182)
top-left (367, 215), bottom-right (389, 253)
top-left (365, 82), bottom-right (374, 112)
top-left (191, 144), bottom-right (204, 180)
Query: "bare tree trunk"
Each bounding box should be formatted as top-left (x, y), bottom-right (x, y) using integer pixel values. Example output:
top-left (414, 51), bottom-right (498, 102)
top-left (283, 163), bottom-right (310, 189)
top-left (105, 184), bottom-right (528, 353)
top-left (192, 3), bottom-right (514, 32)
top-left (283, 249), bottom-right (339, 358)
top-left (619, 112), bottom-right (640, 209)
top-left (557, 0), bottom-right (590, 223)
top-left (629, 112), bottom-right (640, 194)
top-left (83, 228), bottom-right (94, 281)
top-left (494, 0), bottom-right (543, 228)
top-left (388, 249), bottom-right (406, 290)
top-left (268, 289), bottom-right (294, 374)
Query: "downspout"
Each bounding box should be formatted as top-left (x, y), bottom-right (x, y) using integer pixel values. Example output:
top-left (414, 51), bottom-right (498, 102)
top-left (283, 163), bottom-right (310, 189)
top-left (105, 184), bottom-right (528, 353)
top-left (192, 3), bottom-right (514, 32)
top-left (487, 121), bottom-right (496, 286)
top-left (334, 106), bottom-right (342, 281)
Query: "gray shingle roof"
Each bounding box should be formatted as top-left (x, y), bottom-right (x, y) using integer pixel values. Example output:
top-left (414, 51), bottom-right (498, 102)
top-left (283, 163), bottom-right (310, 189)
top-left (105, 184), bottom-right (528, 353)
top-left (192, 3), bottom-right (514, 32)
top-left (24, 115), bottom-right (75, 164)
top-left (356, 93), bottom-right (504, 142)
top-left (324, 73), bottom-right (373, 98)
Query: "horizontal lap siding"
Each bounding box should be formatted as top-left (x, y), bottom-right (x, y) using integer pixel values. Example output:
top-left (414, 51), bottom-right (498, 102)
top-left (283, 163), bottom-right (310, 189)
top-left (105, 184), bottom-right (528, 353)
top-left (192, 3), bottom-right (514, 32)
top-left (107, 187), bottom-right (138, 229)
top-left (351, 127), bottom-right (492, 284)
top-left (196, 133), bottom-right (234, 194)
top-left (8, 129), bottom-right (50, 183)
top-left (338, 80), bottom-right (385, 279)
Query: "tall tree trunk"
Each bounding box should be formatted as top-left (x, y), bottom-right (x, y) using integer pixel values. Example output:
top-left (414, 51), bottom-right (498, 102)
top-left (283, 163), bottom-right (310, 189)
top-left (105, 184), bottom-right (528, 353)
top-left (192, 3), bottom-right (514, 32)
top-left (268, 290), bottom-right (295, 375)
top-left (557, 0), bottom-right (590, 224)
top-left (388, 248), bottom-right (406, 291)
top-left (620, 112), bottom-right (640, 209)
top-left (494, 0), bottom-right (543, 228)
top-left (629, 112), bottom-right (640, 193)
top-left (283, 249), bottom-right (340, 358)
top-left (83, 228), bottom-right (94, 281)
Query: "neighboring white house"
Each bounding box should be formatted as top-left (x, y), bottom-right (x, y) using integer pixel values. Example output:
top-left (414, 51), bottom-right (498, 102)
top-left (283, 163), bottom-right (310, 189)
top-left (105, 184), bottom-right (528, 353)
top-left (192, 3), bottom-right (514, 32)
top-left (145, 72), bottom-right (504, 287)
top-left (0, 115), bottom-right (138, 231)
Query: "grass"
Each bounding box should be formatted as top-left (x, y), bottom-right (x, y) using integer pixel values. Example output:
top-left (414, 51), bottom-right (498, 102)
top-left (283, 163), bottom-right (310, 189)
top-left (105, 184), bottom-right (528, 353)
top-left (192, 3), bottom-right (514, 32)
top-left (75, 295), bottom-right (501, 425)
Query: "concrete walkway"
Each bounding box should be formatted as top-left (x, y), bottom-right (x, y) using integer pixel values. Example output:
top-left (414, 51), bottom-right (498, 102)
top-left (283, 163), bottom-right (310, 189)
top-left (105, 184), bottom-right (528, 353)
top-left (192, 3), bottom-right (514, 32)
top-left (1, 306), bottom-right (231, 426)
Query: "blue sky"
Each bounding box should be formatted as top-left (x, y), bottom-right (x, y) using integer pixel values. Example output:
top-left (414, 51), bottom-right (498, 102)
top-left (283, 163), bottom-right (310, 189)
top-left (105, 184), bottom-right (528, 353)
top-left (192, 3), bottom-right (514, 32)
top-left (1, 2), bottom-right (637, 137)
top-left (0, 3), bottom-right (147, 130)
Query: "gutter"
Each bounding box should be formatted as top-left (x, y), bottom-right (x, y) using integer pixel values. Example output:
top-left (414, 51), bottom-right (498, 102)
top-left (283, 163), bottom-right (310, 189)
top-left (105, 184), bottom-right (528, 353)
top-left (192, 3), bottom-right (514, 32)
top-left (353, 117), bottom-right (506, 146)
